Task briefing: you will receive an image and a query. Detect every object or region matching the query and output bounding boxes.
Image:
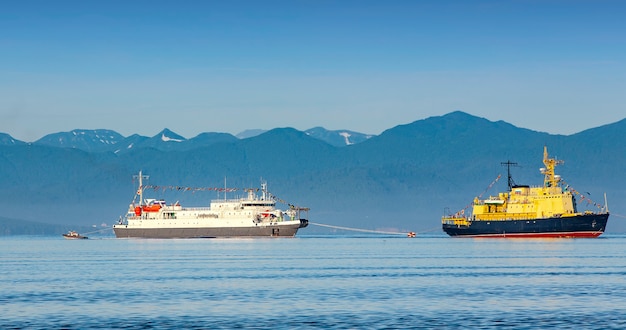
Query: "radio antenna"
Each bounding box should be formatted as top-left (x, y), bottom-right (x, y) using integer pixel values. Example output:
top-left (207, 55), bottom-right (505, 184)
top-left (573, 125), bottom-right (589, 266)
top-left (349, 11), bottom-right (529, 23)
top-left (501, 160), bottom-right (519, 191)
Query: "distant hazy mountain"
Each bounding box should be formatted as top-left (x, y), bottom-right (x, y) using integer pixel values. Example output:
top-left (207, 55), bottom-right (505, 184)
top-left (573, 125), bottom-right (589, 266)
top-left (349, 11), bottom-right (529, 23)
top-left (109, 134), bottom-right (149, 153)
top-left (236, 129), bottom-right (267, 139)
top-left (34, 129), bottom-right (124, 152)
top-left (236, 128), bottom-right (373, 146)
top-left (0, 216), bottom-right (83, 235)
top-left (181, 132), bottom-right (238, 151)
top-left (8, 127), bottom-right (373, 152)
top-left (127, 128), bottom-right (187, 151)
top-left (0, 133), bottom-right (26, 146)
top-left (112, 129), bottom-right (238, 153)
top-left (29, 128), bottom-right (240, 154)
top-left (305, 127), bottom-right (373, 146)
top-left (1, 111), bottom-right (625, 234)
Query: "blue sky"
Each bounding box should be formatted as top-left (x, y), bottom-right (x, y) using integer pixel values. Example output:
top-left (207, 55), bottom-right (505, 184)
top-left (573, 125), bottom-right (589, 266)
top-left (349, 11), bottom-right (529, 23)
top-left (1, 0), bottom-right (625, 141)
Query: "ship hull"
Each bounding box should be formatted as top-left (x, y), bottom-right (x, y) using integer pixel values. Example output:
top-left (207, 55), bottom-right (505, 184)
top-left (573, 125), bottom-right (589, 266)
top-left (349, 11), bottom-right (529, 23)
top-left (113, 220), bottom-right (308, 239)
top-left (442, 213), bottom-right (608, 238)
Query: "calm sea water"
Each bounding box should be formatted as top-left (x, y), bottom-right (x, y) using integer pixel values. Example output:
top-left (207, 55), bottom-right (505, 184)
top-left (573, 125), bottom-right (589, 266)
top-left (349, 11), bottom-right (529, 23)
top-left (2, 234), bottom-right (626, 329)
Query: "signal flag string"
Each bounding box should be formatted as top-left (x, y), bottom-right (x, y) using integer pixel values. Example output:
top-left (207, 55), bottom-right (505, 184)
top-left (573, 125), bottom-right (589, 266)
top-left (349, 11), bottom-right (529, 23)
top-left (560, 179), bottom-right (606, 211)
top-left (141, 185), bottom-right (249, 193)
top-left (140, 185), bottom-right (303, 208)
top-left (451, 174), bottom-right (501, 217)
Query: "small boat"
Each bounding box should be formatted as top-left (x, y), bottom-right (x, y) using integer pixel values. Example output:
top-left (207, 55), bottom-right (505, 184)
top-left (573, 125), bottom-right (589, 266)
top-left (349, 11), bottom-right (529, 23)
top-left (62, 230), bottom-right (88, 239)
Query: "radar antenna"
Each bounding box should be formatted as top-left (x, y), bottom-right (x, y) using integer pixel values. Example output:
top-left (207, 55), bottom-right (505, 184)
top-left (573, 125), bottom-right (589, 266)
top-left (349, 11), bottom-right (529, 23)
top-left (501, 160), bottom-right (519, 191)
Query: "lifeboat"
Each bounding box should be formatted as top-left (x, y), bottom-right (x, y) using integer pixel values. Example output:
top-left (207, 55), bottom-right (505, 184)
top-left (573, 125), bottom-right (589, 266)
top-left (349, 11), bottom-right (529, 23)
top-left (142, 204), bottom-right (162, 212)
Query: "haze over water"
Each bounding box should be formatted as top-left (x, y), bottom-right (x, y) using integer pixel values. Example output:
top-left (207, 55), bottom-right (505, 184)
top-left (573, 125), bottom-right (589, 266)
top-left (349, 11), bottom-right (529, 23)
top-left (2, 235), bottom-right (626, 329)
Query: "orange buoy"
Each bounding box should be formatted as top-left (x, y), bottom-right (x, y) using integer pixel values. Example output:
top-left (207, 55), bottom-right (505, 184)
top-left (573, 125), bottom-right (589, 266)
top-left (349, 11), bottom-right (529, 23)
top-left (407, 232), bottom-right (416, 238)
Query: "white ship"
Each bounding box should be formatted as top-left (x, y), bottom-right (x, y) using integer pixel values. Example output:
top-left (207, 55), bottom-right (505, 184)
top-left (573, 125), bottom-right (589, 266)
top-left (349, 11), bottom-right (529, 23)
top-left (113, 171), bottom-right (309, 238)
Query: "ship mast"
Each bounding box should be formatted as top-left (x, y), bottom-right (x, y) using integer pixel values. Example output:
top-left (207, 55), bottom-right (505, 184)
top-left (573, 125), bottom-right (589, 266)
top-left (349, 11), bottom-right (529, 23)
top-left (261, 181), bottom-right (268, 201)
top-left (542, 146), bottom-right (563, 188)
top-left (134, 170), bottom-right (149, 206)
top-left (501, 160), bottom-right (518, 191)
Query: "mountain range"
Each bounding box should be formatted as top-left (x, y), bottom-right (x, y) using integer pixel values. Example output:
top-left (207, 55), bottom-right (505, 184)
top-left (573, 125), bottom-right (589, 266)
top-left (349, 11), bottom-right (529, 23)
top-left (1, 111), bottom-right (625, 235)
top-left (2, 127), bottom-right (374, 152)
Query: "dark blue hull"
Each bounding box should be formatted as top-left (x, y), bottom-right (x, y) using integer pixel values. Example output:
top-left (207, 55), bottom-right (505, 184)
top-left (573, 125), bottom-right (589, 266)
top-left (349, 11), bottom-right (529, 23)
top-left (443, 213), bottom-right (609, 238)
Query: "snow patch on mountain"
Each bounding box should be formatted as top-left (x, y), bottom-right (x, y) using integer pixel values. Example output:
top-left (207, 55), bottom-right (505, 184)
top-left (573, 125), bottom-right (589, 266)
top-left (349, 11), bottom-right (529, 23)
top-left (161, 133), bottom-right (184, 142)
top-left (339, 132), bottom-right (353, 145)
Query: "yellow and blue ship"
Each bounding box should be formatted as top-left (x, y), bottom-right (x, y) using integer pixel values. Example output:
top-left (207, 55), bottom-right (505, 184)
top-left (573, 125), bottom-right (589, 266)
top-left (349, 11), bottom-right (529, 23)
top-left (442, 147), bottom-right (609, 238)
